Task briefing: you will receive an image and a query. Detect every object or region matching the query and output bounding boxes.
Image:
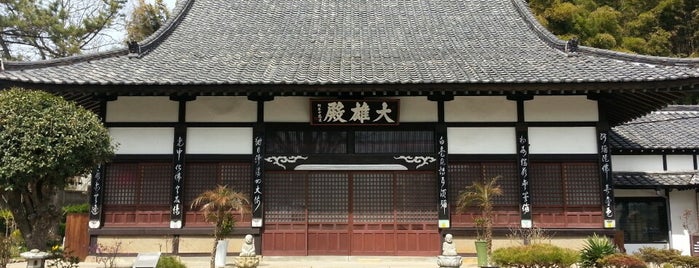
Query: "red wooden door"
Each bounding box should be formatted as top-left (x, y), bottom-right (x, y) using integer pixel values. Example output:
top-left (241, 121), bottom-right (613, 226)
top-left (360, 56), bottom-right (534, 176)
top-left (262, 171), bottom-right (439, 256)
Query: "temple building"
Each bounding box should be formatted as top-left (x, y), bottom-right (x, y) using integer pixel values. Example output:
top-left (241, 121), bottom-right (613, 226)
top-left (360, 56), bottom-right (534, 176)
top-left (1, 0), bottom-right (699, 256)
top-left (611, 105), bottom-right (699, 255)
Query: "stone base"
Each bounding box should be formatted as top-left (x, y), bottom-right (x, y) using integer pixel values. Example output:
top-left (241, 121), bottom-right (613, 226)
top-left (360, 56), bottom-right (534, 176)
top-left (232, 256), bottom-right (261, 268)
top-left (437, 255), bottom-right (462, 268)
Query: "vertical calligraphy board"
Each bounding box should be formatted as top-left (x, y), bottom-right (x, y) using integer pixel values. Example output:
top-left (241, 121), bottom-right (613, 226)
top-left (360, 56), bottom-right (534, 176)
top-left (517, 130), bottom-right (532, 228)
top-left (170, 133), bottom-right (185, 228)
top-left (252, 130), bottom-right (264, 227)
top-left (89, 164), bottom-right (105, 229)
top-left (598, 131), bottom-right (615, 228)
top-left (437, 132), bottom-right (450, 228)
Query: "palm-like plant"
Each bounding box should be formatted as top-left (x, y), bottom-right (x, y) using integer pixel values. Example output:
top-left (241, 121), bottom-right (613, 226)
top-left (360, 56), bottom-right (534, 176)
top-left (580, 233), bottom-right (616, 268)
top-left (456, 175), bottom-right (503, 258)
top-left (191, 185), bottom-right (250, 268)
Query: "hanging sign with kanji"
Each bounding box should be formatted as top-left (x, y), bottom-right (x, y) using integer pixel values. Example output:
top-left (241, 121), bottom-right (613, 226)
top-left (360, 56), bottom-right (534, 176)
top-left (311, 99), bottom-right (400, 126)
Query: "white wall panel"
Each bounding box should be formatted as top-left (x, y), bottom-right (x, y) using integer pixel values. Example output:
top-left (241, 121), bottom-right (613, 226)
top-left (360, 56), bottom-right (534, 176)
top-left (669, 190), bottom-right (697, 255)
top-left (186, 96), bottom-right (256, 122)
top-left (445, 96), bottom-right (516, 122)
top-left (399, 97), bottom-right (437, 122)
top-left (612, 155), bottom-right (664, 172)
top-left (109, 128), bottom-right (174, 154)
top-left (666, 155), bottom-right (695, 171)
top-left (448, 127), bottom-right (516, 154)
top-left (106, 97), bottom-right (178, 122)
top-left (187, 128), bottom-right (252, 154)
top-left (265, 97), bottom-right (309, 122)
top-left (528, 127), bottom-right (597, 154)
top-left (525, 96), bottom-right (598, 122)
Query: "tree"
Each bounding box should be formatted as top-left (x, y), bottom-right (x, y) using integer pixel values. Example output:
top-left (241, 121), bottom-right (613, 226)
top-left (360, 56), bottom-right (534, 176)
top-left (191, 185), bottom-right (250, 268)
top-left (529, 0), bottom-right (699, 58)
top-left (0, 88), bottom-right (115, 250)
top-left (0, 0), bottom-right (127, 60)
top-left (456, 176), bottom-right (504, 263)
top-left (125, 0), bottom-right (170, 43)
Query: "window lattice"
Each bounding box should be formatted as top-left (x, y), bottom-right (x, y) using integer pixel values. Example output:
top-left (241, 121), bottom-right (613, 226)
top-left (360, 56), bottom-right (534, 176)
top-left (448, 162), bottom-right (518, 207)
top-left (564, 163), bottom-right (600, 206)
top-left (308, 173), bottom-right (348, 223)
top-left (355, 131), bottom-right (434, 153)
top-left (396, 172), bottom-right (437, 222)
top-left (353, 173), bottom-right (393, 223)
top-left (530, 162), bottom-right (600, 207)
top-left (104, 162), bottom-right (170, 208)
top-left (185, 162), bottom-right (252, 206)
top-left (140, 164), bottom-right (171, 205)
top-left (266, 130), bottom-right (347, 154)
top-left (265, 172), bottom-right (306, 223)
top-left (530, 163), bottom-right (564, 206)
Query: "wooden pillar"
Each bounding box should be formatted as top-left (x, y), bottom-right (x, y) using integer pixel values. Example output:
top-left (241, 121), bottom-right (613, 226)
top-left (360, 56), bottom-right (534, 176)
top-left (509, 95), bottom-right (533, 230)
top-left (429, 95), bottom-right (452, 229)
top-left (88, 96), bottom-right (113, 229)
top-left (170, 96), bottom-right (194, 229)
top-left (250, 96), bottom-right (273, 229)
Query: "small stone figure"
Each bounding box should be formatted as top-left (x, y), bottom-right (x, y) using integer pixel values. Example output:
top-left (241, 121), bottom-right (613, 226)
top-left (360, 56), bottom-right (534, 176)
top-left (239, 234), bottom-right (256, 257)
top-left (234, 234), bottom-right (260, 268)
top-left (437, 234), bottom-right (462, 268)
top-left (442, 233), bottom-right (458, 256)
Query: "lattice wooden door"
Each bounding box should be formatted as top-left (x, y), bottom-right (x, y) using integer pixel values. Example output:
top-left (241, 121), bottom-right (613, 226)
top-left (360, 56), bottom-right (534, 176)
top-left (262, 171), bottom-right (439, 256)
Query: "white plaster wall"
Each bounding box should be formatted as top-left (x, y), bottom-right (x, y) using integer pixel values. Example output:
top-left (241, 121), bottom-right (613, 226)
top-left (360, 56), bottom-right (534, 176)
top-left (186, 127), bottom-right (252, 154)
top-left (612, 155), bottom-right (664, 172)
top-left (109, 127), bottom-right (174, 154)
top-left (528, 127), bottom-right (597, 154)
top-left (264, 97), bottom-right (309, 122)
top-left (398, 97), bottom-right (437, 122)
top-left (445, 96), bottom-right (516, 122)
top-left (524, 96), bottom-right (598, 122)
top-left (106, 97), bottom-right (178, 122)
top-left (625, 243), bottom-right (668, 254)
top-left (186, 96), bottom-right (256, 122)
top-left (667, 155), bottom-right (696, 171)
top-left (448, 127), bottom-right (516, 154)
top-left (669, 190), bottom-right (698, 255)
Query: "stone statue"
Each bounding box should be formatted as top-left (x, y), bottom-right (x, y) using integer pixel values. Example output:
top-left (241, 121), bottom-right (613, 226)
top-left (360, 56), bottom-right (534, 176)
top-left (239, 234), bottom-right (256, 257)
top-left (442, 233), bottom-right (457, 256)
top-left (437, 234), bottom-right (462, 268)
top-left (234, 234), bottom-right (261, 268)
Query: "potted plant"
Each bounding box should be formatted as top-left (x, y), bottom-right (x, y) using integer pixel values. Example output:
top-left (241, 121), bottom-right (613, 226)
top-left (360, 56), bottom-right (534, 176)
top-left (456, 175), bottom-right (503, 267)
top-left (191, 185), bottom-right (250, 268)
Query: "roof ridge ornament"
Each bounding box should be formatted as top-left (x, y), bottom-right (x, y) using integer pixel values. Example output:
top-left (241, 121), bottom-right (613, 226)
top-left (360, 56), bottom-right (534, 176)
top-left (565, 37), bottom-right (579, 56)
top-left (127, 41), bottom-right (141, 58)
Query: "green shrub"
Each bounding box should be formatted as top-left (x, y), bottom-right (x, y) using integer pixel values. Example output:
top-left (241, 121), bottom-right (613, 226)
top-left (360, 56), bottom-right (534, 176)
top-left (580, 234), bottom-right (616, 268)
top-left (156, 255), bottom-right (187, 268)
top-left (598, 253), bottom-right (647, 268)
top-left (670, 255), bottom-right (699, 268)
top-left (62, 203), bottom-right (90, 214)
top-left (635, 247), bottom-right (681, 266)
top-left (493, 243), bottom-right (579, 268)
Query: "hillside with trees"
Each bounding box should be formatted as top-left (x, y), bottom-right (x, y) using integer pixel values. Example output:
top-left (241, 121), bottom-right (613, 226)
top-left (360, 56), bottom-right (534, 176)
top-left (528, 0), bottom-right (699, 57)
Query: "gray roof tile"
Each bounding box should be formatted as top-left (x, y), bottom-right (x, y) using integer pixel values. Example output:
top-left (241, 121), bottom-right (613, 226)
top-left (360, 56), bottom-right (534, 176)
top-left (610, 105), bottom-right (699, 150)
top-left (614, 171), bottom-right (699, 189)
top-left (0, 0), bottom-right (697, 87)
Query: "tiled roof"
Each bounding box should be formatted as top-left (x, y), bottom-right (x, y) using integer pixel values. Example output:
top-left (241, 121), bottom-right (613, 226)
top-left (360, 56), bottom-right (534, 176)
top-left (0, 0), bottom-right (697, 88)
top-left (0, 0), bottom-right (698, 125)
top-left (610, 105), bottom-right (699, 151)
top-left (614, 171), bottom-right (699, 189)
